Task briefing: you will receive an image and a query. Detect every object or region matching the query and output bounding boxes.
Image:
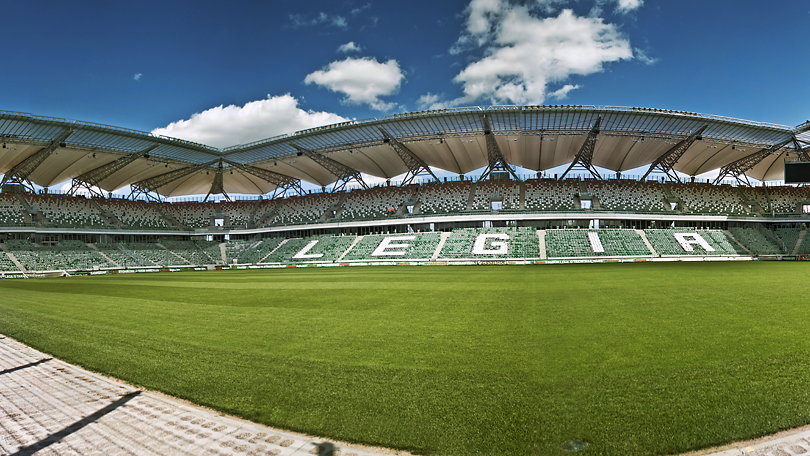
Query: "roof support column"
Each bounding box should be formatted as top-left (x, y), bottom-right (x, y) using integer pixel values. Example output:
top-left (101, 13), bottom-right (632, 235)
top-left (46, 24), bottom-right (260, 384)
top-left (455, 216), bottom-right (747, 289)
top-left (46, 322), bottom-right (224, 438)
top-left (1, 128), bottom-right (73, 188)
top-left (290, 144), bottom-right (367, 192)
top-left (559, 117), bottom-right (601, 180)
top-left (69, 145), bottom-right (159, 197)
top-left (479, 115), bottom-right (519, 181)
top-left (713, 138), bottom-right (793, 185)
top-left (378, 127), bottom-right (438, 185)
top-left (640, 125), bottom-right (708, 182)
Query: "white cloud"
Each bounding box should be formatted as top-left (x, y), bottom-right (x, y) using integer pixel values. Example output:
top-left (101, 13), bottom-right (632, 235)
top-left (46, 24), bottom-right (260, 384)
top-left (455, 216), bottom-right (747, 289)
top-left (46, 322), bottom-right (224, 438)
top-left (133, 73), bottom-right (143, 81)
top-left (416, 93), bottom-right (443, 110)
top-left (304, 57), bottom-right (404, 111)
top-left (351, 3), bottom-right (371, 15)
top-left (289, 12), bottom-right (348, 29)
top-left (634, 47), bottom-right (658, 65)
top-left (442, 3), bottom-right (633, 106)
top-left (337, 41), bottom-right (362, 53)
top-left (548, 84), bottom-right (580, 100)
top-left (151, 94), bottom-right (348, 148)
top-left (616, 0), bottom-right (643, 13)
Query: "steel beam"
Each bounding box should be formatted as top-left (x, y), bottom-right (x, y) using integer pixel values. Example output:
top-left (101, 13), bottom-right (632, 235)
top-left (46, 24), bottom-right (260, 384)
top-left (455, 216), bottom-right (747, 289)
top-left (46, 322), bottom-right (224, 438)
top-left (204, 161), bottom-right (229, 202)
top-left (69, 145), bottom-right (159, 197)
top-left (1, 129), bottom-right (73, 187)
top-left (640, 125), bottom-right (708, 182)
top-left (560, 117), bottom-right (602, 180)
top-left (223, 160), bottom-right (304, 198)
top-left (290, 144), bottom-right (367, 192)
top-left (378, 127), bottom-right (438, 185)
top-left (714, 138), bottom-right (793, 185)
top-left (478, 115), bottom-right (519, 181)
top-left (130, 159), bottom-right (218, 200)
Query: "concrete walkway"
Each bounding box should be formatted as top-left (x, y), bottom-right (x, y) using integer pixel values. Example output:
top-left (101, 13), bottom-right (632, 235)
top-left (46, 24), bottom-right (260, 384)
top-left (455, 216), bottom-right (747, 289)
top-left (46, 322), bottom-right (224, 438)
top-left (0, 335), bottom-right (410, 456)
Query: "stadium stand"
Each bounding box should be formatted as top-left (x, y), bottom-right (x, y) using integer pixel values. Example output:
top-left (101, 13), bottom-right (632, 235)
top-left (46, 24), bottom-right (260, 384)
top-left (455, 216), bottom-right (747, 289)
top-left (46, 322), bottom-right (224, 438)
top-left (5, 240), bottom-right (114, 271)
top-left (728, 227), bottom-right (784, 255)
top-left (97, 199), bottom-right (172, 229)
top-left (225, 238), bottom-right (284, 264)
top-left (95, 243), bottom-right (155, 267)
top-left (160, 240), bottom-right (221, 265)
top-left (342, 232), bottom-right (442, 261)
top-left (338, 186), bottom-right (415, 220)
top-left (643, 229), bottom-right (742, 255)
top-left (166, 202), bottom-right (216, 229)
top-left (416, 181), bottom-right (472, 215)
top-left (761, 186), bottom-right (810, 215)
top-left (470, 180), bottom-right (521, 211)
top-left (438, 227), bottom-right (539, 259)
top-left (667, 183), bottom-right (749, 215)
top-left (268, 193), bottom-right (342, 225)
top-left (545, 229), bottom-right (651, 257)
top-left (26, 194), bottom-right (107, 227)
top-left (524, 179), bottom-right (579, 211)
top-left (585, 180), bottom-right (667, 212)
top-left (0, 249), bottom-right (20, 271)
top-left (0, 193), bottom-right (29, 226)
top-left (263, 235), bottom-right (356, 263)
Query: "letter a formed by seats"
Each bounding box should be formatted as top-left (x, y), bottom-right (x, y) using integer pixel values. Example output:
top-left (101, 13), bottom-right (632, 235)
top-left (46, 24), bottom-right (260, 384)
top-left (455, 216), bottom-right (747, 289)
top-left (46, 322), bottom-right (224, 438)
top-left (292, 240), bottom-right (324, 259)
top-left (673, 233), bottom-right (715, 252)
top-left (471, 233), bottom-right (509, 255)
top-left (372, 236), bottom-right (415, 256)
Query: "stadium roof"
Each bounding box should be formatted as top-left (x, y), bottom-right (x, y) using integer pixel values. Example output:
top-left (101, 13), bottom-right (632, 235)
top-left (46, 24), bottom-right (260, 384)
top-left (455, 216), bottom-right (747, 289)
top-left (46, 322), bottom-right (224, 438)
top-left (1, 106), bottom-right (808, 196)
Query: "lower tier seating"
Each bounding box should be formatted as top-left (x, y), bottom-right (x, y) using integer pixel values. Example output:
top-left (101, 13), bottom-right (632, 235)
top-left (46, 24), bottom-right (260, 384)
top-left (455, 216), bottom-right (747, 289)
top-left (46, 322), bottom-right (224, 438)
top-left (343, 232), bottom-right (442, 261)
top-left (263, 235), bottom-right (356, 263)
top-left (643, 229), bottom-right (742, 255)
top-left (545, 229), bottom-right (651, 258)
top-left (438, 227), bottom-right (539, 259)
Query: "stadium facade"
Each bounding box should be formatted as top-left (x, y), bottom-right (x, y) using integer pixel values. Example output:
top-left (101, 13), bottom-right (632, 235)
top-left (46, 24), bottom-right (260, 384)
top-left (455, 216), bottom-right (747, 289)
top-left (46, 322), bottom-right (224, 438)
top-left (1, 105), bottom-right (810, 275)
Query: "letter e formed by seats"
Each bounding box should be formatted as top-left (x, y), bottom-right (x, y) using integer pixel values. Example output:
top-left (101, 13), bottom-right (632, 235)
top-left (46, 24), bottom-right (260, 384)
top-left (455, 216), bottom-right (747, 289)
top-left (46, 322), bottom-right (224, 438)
top-left (472, 233), bottom-right (509, 255)
top-left (673, 233), bottom-right (715, 252)
top-left (292, 240), bottom-right (324, 259)
top-left (372, 236), bottom-right (415, 256)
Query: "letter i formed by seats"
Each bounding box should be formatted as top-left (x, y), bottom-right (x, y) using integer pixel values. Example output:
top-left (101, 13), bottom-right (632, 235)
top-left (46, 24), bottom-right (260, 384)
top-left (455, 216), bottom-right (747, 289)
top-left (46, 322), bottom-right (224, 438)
top-left (587, 231), bottom-right (605, 253)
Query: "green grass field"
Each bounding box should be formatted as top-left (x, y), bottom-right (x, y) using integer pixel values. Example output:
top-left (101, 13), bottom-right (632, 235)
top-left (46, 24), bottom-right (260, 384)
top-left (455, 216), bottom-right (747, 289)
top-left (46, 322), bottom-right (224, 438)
top-left (1, 262), bottom-right (810, 455)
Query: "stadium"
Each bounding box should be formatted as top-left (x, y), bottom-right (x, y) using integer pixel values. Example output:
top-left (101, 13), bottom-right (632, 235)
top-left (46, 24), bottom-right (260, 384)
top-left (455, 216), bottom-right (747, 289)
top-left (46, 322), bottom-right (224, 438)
top-left (0, 106), bottom-right (809, 272)
top-left (1, 105), bottom-right (810, 456)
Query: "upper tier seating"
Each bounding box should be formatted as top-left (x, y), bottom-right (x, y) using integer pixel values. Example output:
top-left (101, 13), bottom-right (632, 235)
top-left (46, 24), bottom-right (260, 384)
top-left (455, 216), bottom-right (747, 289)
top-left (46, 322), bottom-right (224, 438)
top-left (263, 235), bottom-right (356, 263)
top-left (667, 183), bottom-right (749, 215)
top-left (339, 186), bottom-right (415, 220)
top-left (268, 193), bottom-right (341, 226)
top-left (165, 202), bottom-right (216, 229)
top-left (417, 182), bottom-right (471, 215)
top-left (27, 194), bottom-right (107, 227)
top-left (643, 229), bottom-right (742, 255)
top-left (545, 229), bottom-right (651, 258)
top-left (761, 187), bottom-right (810, 214)
top-left (470, 180), bottom-right (521, 211)
top-left (524, 179), bottom-right (578, 211)
top-left (585, 180), bottom-right (667, 212)
top-left (0, 193), bottom-right (28, 226)
top-left (342, 232), bottom-right (442, 261)
top-left (438, 227), bottom-right (539, 259)
top-left (97, 199), bottom-right (171, 229)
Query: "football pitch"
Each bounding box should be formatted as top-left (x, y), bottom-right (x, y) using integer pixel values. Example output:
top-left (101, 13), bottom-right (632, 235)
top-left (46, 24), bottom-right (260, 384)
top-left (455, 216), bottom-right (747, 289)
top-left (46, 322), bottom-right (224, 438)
top-left (1, 262), bottom-right (809, 456)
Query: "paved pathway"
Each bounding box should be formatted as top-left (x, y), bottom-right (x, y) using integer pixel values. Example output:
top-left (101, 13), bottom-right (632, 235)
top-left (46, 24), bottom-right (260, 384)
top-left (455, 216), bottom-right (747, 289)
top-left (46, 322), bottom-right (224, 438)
top-left (0, 335), bottom-right (410, 456)
top-left (683, 426), bottom-right (810, 456)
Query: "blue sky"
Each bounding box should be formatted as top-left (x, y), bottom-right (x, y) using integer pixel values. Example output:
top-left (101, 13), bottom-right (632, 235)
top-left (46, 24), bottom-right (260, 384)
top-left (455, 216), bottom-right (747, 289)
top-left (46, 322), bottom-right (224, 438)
top-left (2, 0), bottom-right (809, 149)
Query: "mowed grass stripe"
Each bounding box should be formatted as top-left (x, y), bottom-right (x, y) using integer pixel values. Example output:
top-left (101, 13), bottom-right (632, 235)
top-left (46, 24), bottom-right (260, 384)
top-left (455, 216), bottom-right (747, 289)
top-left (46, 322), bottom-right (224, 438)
top-left (1, 263), bottom-right (810, 455)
